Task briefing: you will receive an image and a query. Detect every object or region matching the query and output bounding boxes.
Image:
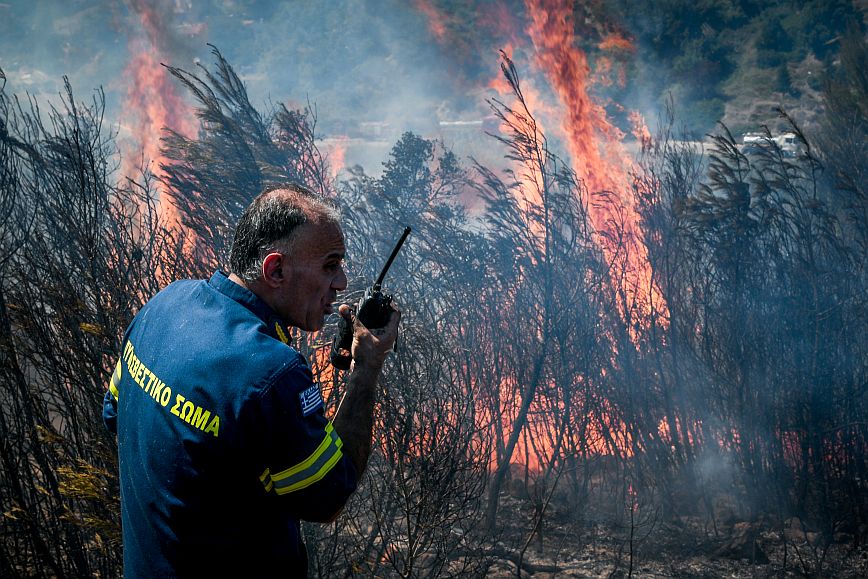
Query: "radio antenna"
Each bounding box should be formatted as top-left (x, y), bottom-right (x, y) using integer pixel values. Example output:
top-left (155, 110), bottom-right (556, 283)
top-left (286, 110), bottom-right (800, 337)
top-left (374, 227), bottom-right (411, 288)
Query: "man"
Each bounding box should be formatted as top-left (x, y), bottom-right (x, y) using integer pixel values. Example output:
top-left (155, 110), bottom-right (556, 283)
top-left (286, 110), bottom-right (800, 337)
top-left (103, 184), bottom-right (399, 577)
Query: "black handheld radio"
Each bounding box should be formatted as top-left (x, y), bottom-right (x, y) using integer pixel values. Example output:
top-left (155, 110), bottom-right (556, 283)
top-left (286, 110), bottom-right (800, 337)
top-left (330, 227), bottom-right (411, 370)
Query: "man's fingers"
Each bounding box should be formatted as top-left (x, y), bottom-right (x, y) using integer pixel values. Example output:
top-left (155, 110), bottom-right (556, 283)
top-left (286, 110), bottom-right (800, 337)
top-left (384, 303), bottom-right (401, 332)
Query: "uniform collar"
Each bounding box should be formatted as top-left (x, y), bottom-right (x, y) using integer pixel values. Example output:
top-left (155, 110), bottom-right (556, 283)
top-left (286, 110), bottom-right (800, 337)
top-left (208, 271), bottom-right (293, 346)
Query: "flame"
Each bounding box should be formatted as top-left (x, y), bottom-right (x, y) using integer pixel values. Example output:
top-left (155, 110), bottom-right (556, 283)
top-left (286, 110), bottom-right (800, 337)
top-left (525, 0), bottom-right (628, 200)
top-left (599, 32), bottom-right (634, 53)
top-left (627, 481), bottom-right (639, 513)
top-left (324, 136), bottom-right (350, 180)
top-left (491, 371), bottom-right (637, 474)
top-left (310, 343), bottom-right (338, 409)
top-left (414, 0), bottom-right (449, 41)
top-left (629, 110), bottom-right (652, 148)
top-left (120, 0), bottom-right (197, 236)
top-left (592, 55), bottom-right (615, 87)
top-left (488, 62), bottom-right (555, 212)
top-left (657, 416), bottom-right (701, 449)
top-left (411, 0), bottom-right (670, 470)
top-left (523, 0), bottom-right (665, 324)
top-left (596, 33), bottom-right (635, 89)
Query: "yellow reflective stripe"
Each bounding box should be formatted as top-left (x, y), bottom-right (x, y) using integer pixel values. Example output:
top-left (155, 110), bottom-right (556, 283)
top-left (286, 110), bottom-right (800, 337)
top-left (108, 359), bottom-right (122, 400)
top-left (259, 423), bottom-right (345, 495)
top-left (272, 423), bottom-right (336, 482)
top-left (274, 446), bottom-right (343, 495)
top-left (259, 468), bottom-right (274, 492)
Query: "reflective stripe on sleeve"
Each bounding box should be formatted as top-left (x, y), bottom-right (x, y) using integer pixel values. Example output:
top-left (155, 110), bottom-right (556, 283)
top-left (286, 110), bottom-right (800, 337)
top-left (259, 423), bottom-right (344, 495)
top-left (108, 359), bottom-right (122, 400)
top-left (259, 469), bottom-right (274, 493)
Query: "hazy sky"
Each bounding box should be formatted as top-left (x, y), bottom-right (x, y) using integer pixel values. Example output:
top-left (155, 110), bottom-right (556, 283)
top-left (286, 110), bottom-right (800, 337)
top-left (0, 1), bottom-right (496, 157)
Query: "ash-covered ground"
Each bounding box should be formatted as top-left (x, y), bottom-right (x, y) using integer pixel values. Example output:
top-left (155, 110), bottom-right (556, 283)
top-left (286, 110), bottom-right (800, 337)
top-left (480, 491), bottom-right (867, 578)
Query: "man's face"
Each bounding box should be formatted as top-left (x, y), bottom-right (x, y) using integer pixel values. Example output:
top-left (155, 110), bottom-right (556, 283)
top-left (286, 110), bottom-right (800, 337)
top-left (276, 220), bottom-right (348, 331)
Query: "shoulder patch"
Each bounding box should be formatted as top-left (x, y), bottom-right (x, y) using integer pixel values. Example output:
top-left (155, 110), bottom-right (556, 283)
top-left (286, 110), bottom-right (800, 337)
top-left (299, 383), bottom-right (323, 416)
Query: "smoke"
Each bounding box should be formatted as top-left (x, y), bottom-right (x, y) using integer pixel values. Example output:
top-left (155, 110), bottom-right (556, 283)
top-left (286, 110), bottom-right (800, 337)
top-left (0, 2), bottom-right (127, 97)
top-left (1, 1), bottom-right (664, 180)
top-left (4, 2), bottom-right (865, 550)
top-left (239, 2), bottom-right (464, 131)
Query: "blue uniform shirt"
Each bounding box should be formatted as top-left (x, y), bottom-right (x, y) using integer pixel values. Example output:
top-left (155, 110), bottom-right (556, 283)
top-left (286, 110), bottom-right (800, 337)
top-left (103, 271), bottom-right (357, 577)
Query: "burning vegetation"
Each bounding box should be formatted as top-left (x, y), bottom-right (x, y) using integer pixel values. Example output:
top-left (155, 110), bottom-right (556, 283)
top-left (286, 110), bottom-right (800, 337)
top-left (1, 5), bottom-right (867, 579)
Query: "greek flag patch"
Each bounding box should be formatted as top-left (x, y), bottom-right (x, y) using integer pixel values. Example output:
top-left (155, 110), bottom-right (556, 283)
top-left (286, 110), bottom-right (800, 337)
top-left (299, 384), bottom-right (323, 416)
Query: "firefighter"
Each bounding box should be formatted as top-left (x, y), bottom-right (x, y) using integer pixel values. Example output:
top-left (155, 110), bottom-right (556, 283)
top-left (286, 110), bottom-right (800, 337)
top-left (103, 184), bottom-right (399, 577)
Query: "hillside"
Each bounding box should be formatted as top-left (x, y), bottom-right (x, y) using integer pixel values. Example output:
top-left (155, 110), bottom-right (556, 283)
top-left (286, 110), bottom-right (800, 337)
top-left (608, 0), bottom-right (865, 135)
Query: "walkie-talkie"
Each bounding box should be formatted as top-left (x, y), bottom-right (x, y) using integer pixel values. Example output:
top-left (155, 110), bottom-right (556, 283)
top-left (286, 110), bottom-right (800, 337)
top-left (330, 227), bottom-right (411, 370)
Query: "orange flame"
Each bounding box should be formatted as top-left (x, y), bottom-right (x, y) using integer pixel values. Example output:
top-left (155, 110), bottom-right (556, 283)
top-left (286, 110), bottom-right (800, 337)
top-left (525, 0), bottom-right (628, 201)
top-left (592, 55), bottom-right (615, 87)
top-left (120, 1), bottom-right (197, 236)
top-left (599, 32), bottom-right (634, 53)
top-left (324, 136), bottom-right (350, 180)
top-left (524, 0), bottom-right (664, 323)
top-left (629, 110), bottom-right (652, 148)
top-left (411, 1), bottom-right (670, 470)
top-left (488, 62), bottom-right (555, 212)
top-left (414, 0), bottom-right (449, 41)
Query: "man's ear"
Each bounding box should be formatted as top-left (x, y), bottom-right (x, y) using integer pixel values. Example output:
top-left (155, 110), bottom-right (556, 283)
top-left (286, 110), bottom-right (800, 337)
top-left (261, 252), bottom-right (284, 288)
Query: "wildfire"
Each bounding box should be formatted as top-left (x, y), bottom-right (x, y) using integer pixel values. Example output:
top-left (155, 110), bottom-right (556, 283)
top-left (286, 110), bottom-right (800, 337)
top-left (592, 56), bottom-right (615, 87)
top-left (324, 136), bottom-right (351, 180)
top-left (119, 0), bottom-right (197, 234)
top-left (311, 343), bottom-right (338, 408)
top-left (599, 32), bottom-right (634, 53)
top-left (411, 1), bottom-right (671, 471)
top-left (629, 110), bottom-right (652, 148)
top-left (414, 0), bottom-right (450, 41)
top-left (522, 0), bottom-right (665, 323)
top-left (506, 392), bottom-right (639, 474)
top-left (525, 0), bottom-right (629, 202)
top-left (488, 50), bottom-right (554, 212)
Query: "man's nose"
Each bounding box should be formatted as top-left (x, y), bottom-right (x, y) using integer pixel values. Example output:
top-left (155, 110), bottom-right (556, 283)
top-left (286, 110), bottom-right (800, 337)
top-left (333, 266), bottom-right (348, 291)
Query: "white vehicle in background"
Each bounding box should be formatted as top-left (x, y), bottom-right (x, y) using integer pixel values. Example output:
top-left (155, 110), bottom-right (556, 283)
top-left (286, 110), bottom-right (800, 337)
top-left (740, 131), bottom-right (803, 157)
top-left (772, 132), bottom-right (802, 157)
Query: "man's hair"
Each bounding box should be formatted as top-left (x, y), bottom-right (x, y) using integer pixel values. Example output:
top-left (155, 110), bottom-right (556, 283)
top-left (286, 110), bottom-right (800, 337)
top-left (229, 184), bottom-right (341, 283)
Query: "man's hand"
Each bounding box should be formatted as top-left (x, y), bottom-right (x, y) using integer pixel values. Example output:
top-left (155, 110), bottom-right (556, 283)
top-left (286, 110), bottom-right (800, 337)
top-left (337, 303), bottom-right (400, 370)
top-left (332, 302), bottom-right (400, 480)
